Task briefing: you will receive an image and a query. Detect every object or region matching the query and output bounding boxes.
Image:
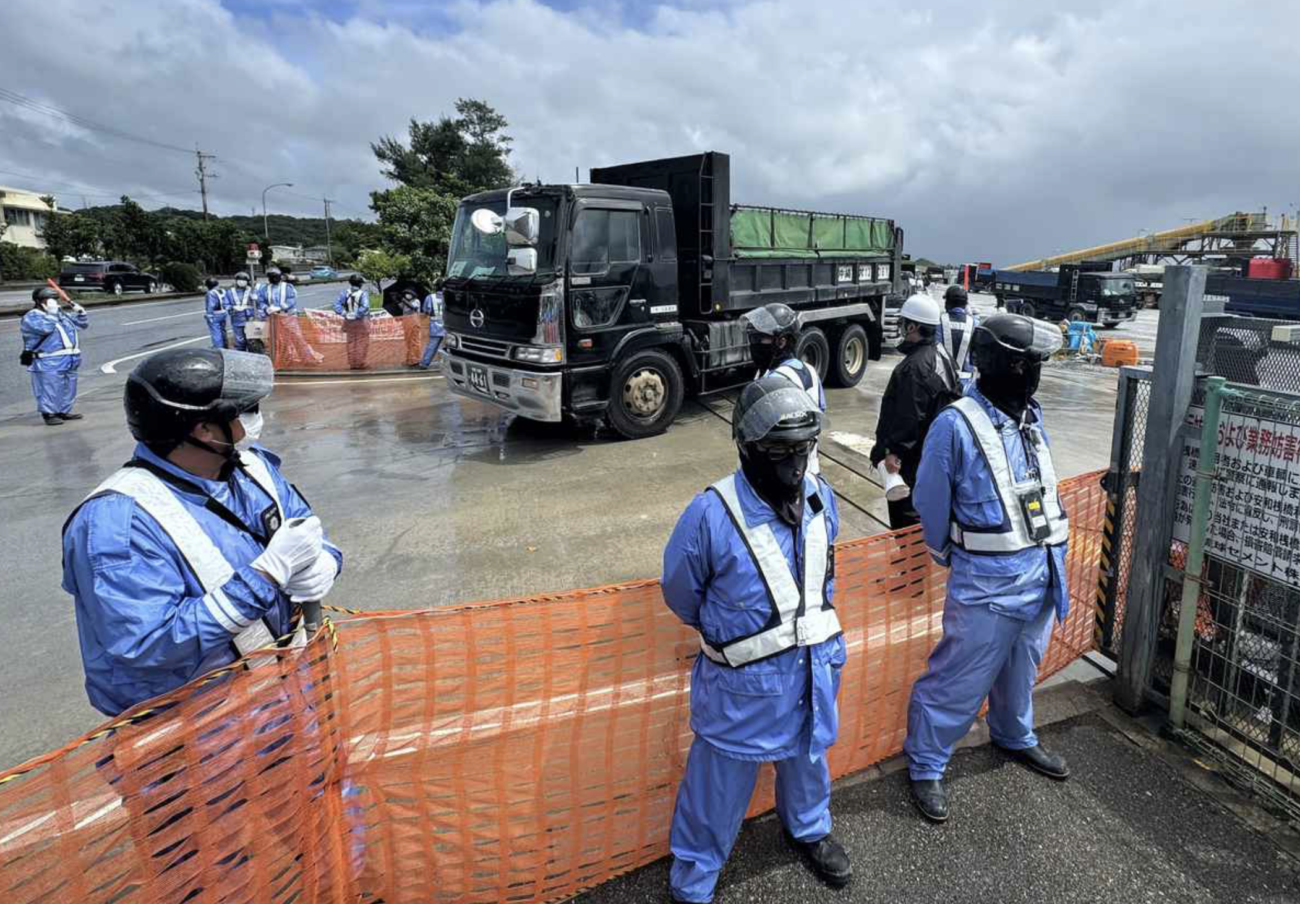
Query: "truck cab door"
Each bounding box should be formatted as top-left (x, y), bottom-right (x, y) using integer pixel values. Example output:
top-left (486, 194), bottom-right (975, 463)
top-left (567, 203), bottom-right (645, 352)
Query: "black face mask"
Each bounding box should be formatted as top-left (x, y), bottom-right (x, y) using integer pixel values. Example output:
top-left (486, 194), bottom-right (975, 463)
top-left (740, 444), bottom-right (809, 526)
top-left (269, 275), bottom-right (281, 284)
top-left (749, 338), bottom-right (776, 372)
top-left (978, 361), bottom-right (1041, 419)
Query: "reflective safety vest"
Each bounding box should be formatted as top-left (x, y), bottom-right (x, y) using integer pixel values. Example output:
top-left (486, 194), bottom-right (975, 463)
top-left (770, 360), bottom-right (823, 475)
top-left (228, 287), bottom-right (257, 314)
top-left (82, 454), bottom-right (292, 654)
top-left (698, 474), bottom-right (840, 667)
top-left (940, 312), bottom-right (973, 379)
top-left (266, 283), bottom-right (289, 311)
top-left (343, 290), bottom-right (366, 317)
top-left (947, 397), bottom-right (1069, 553)
top-left (36, 314), bottom-right (80, 357)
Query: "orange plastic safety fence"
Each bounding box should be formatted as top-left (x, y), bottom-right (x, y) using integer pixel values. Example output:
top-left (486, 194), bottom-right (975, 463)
top-left (0, 472), bottom-right (1105, 904)
top-left (269, 312), bottom-right (433, 372)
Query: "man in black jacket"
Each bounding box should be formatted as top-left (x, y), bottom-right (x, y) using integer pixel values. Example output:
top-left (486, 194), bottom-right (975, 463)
top-left (871, 294), bottom-right (960, 529)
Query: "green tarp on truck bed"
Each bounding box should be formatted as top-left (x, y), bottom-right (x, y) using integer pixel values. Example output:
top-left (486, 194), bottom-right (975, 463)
top-left (730, 206), bottom-right (893, 260)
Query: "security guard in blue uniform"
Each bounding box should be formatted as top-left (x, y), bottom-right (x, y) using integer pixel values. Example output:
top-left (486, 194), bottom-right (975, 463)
top-left (904, 313), bottom-right (1070, 823)
top-left (662, 375), bottom-right (851, 903)
top-left (204, 277), bottom-right (229, 349)
top-left (21, 286), bottom-right (88, 425)
top-left (937, 285), bottom-right (978, 387)
top-left (62, 348), bottom-right (342, 716)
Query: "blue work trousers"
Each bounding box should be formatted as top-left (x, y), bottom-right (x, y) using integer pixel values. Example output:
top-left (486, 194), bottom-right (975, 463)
top-left (207, 317), bottom-right (228, 349)
top-left (669, 737), bottom-right (831, 903)
top-left (230, 318), bottom-right (249, 352)
top-left (32, 368), bottom-right (78, 415)
top-left (419, 334), bottom-right (443, 368)
top-left (904, 595), bottom-right (1055, 781)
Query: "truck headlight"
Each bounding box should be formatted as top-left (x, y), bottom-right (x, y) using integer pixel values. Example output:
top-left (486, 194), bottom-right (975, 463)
top-left (514, 346), bottom-right (563, 364)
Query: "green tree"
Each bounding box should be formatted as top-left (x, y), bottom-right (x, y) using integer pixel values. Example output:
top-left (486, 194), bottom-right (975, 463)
top-left (356, 248), bottom-right (411, 293)
top-left (39, 211), bottom-right (102, 262)
top-left (368, 186), bottom-right (458, 285)
top-left (371, 98), bottom-right (515, 198)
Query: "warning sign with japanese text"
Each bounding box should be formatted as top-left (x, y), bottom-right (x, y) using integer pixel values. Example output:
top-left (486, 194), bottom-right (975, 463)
top-left (1174, 404), bottom-right (1300, 589)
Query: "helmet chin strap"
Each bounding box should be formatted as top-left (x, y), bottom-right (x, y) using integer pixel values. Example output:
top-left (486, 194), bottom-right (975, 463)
top-left (183, 420), bottom-right (240, 465)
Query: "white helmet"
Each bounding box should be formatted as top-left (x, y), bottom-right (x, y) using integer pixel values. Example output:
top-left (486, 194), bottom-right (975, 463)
top-left (899, 293), bottom-right (941, 326)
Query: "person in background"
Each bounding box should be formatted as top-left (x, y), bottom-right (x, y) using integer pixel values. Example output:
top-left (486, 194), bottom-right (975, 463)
top-left (260, 266), bottom-right (319, 365)
top-left (742, 302), bottom-right (824, 472)
top-left (937, 285), bottom-right (978, 388)
top-left (904, 313), bottom-right (1070, 824)
top-left (662, 375), bottom-right (852, 903)
top-left (63, 347), bottom-right (342, 715)
top-left (395, 286), bottom-right (425, 367)
top-left (418, 287), bottom-right (446, 370)
top-left (260, 267), bottom-right (296, 317)
top-left (226, 272), bottom-right (258, 351)
top-left (334, 274), bottom-right (371, 370)
top-left (204, 277), bottom-right (228, 349)
top-left (21, 286), bottom-right (88, 426)
top-left (870, 293), bottom-right (960, 529)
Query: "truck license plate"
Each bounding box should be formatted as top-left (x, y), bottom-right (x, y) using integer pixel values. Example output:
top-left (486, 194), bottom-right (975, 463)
top-left (469, 365), bottom-right (490, 395)
top-left (73, 275), bottom-right (84, 282)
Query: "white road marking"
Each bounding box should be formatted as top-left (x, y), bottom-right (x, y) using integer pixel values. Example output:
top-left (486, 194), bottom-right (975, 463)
top-left (122, 310), bottom-right (204, 326)
top-left (99, 336), bottom-right (207, 373)
top-left (278, 375), bottom-right (443, 386)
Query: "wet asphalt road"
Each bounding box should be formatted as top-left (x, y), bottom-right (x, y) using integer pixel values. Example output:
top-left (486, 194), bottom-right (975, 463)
top-left (574, 713), bottom-right (1300, 904)
top-left (0, 290), bottom-right (1141, 769)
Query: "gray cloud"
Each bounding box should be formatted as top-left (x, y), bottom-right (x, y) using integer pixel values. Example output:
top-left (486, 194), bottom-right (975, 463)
top-left (1, 0), bottom-right (1295, 263)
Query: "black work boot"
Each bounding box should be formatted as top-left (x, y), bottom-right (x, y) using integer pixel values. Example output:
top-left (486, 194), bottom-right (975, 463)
top-left (910, 778), bottom-right (949, 823)
top-left (42, 413), bottom-right (63, 426)
top-left (58, 412), bottom-right (84, 420)
top-left (783, 829), bottom-right (852, 888)
top-left (995, 743), bottom-right (1070, 780)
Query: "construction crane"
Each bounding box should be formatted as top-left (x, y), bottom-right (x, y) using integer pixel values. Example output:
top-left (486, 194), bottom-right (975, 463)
top-left (1004, 212), bottom-right (1296, 273)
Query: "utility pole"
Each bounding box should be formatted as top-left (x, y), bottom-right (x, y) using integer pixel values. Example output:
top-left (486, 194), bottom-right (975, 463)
top-left (323, 197), bottom-right (334, 266)
top-left (195, 149), bottom-right (217, 220)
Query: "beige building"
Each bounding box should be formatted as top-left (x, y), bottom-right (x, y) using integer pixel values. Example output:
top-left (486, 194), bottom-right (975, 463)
top-left (0, 186), bottom-right (59, 250)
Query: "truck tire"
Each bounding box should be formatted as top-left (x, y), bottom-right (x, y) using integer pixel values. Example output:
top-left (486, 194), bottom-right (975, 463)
top-left (606, 348), bottom-right (684, 440)
top-left (827, 324), bottom-right (869, 388)
top-left (795, 327), bottom-right (831, 380)
top-left (1067, 306), bottom-right (1088, 322)
top-left (1017, 300), bottom-right (1037, 320)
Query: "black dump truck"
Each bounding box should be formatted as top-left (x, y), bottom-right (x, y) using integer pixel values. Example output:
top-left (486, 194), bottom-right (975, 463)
top-left (991, 263), bottom-right (1138, 327)
top-left (439, 151), bottom-right (902, 438)
top-left (1205, 273), bottom-right (1300, 320)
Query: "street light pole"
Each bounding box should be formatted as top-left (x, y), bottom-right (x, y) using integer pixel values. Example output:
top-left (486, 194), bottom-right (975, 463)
top-left (261, 182), bottom-right (294, 248)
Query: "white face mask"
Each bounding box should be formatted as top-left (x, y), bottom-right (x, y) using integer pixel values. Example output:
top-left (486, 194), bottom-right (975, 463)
top-left (236, 411), bottom-right (263, 451)
top-left (236, 279), bottom-right (248, 289)
top-left (43, 299), bottom-right (60, 314)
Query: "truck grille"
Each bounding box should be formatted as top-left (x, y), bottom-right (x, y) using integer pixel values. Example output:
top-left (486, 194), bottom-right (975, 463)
top-left (457, 335), bottom-right (511, 359)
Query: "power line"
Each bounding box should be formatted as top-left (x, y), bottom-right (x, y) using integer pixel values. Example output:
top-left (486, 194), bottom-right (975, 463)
top-left (0, 87), bottom-right (194, 155)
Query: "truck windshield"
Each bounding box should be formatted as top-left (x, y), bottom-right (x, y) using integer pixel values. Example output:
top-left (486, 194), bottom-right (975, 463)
top-left (1100, 279), bottom-right (1135, 296)
top-left (446, 197), bottom-right (559, 280)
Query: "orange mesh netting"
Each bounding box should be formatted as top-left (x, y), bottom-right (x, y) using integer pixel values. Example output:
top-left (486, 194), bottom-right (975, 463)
top-left (0, 472), bottom-right (1105, 904)
top-left (269, 312), bottom-right (433, 372)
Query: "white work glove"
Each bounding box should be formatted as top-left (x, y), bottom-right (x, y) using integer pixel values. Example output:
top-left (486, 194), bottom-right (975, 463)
top-left (268, 305), bottom-right (281, 314)
top-left (71, 302), bottom-right (86, 314)
top-left (251, 516), bottom-right (323, 588)
top-left (284, 550), bottom-right (339, 602)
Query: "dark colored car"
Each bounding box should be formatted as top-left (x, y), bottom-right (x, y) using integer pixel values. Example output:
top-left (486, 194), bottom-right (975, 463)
top-left (59, 261), bottom-right (160, 295)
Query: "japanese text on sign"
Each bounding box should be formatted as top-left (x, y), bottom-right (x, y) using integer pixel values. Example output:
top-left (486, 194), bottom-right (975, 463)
top-left (1175, 405), bottom-right (1300, 589)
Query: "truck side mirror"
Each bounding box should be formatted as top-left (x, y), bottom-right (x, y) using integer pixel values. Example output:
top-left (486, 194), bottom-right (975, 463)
top-left (508, 247), bottom-right (538, 275)
top-left (504, 208), bottom-right (539, 246)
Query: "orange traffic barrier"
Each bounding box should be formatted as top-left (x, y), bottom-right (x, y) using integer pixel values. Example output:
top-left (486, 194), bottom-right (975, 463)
top-left (0, 472), bottom-right (1105, 904)
top-left (269, 311), bottom-right (433, 372)
top-left (1101, 340), bottom-right (1140, 368)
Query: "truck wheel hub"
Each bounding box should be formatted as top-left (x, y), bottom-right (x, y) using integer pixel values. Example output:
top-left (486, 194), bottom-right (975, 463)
top-left (624, 369), bottom-right (665, 417)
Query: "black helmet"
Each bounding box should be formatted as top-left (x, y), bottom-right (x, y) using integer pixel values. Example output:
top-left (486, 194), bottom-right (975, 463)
top-left (267, 267), bottom-right (282, 282)
top-left (732, 373), bottom-right (822, 445)
top-left (970, 313), bottom-right (1063, 374)
top-left (32, 286), bottom-right (60, 306)
top-left (205, 277), bottom-right (219, 290)
top-left (943, 285), bottom-right (968, 310)
top-left (742, 303), bottom-right (801, 342)
top-left (348, 274), bottom-right (364, 287)
top-left (125, 348), bottom-right (274, 450)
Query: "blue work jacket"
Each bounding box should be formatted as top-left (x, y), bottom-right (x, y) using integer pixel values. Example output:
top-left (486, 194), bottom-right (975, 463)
top-left (421, 293), bottom-right (445, 337)
top-left (21, 308), bottom-right (87, 373)
top-left (261, 282), bottom-right (298, 316)
top-left (204, 288), bottom-right (228, 323)
top-left (225, 286), bottom-right (259, 323)
top-left (938, 307), bottom-right (978, 375)
top-left (334, 289), bottom-right (370, 319)
top-left (913, 387), bottom-right (1069, 623)
top-left (62, 443), bottom-right (343, 716)
top-left (662, 469), bottom-right (845, 762)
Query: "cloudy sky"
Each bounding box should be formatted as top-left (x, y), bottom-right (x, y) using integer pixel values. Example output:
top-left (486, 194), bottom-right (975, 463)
top-left (1, 0), bottom-right (1296, 264)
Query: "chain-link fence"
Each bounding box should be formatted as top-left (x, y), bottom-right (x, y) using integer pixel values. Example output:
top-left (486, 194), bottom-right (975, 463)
top-left (1174, 384), bottom-right (1300, 819)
